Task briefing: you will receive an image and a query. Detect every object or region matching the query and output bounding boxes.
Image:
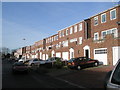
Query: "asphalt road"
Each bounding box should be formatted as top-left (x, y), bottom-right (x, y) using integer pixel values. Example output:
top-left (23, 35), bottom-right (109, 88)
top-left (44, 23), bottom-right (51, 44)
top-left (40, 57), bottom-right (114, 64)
top-left (2, 59), bottom-right (79, 89)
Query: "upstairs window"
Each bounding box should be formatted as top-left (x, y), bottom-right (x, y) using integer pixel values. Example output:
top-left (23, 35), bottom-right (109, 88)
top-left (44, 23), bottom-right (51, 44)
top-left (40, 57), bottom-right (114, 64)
top-left (70, 27), bottom-right (73, 34)
top-left (94, 32), bottom-right (99, 40)
top-left (101, 13), bottom-right (106, 23)
top-left (66, 29), bottom-right (69, 35)
top-left (74, 25), bottom-right (77, 33)
top-left (79, 23), bottom-right (82, 31)
top-left (110, 9), bottom-right (116, 20)
top-left (79, 37), bottom-right (83, 44)
top-left (94, 16), bottom-right (98, 26)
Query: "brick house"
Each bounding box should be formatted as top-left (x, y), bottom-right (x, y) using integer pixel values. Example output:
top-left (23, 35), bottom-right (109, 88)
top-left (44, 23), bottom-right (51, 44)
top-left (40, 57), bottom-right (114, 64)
top-left (22, 5), bottom-right (120, 65)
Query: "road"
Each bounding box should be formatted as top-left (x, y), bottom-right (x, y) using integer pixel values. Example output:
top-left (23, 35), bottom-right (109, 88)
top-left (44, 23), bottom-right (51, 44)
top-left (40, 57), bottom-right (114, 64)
top-left (2, 59), bottom-right (79, 89)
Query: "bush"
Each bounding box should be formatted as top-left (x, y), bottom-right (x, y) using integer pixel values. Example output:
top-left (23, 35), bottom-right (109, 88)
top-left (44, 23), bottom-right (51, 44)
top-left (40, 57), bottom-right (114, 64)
top-left (54, 58), bottom-right (63, 69)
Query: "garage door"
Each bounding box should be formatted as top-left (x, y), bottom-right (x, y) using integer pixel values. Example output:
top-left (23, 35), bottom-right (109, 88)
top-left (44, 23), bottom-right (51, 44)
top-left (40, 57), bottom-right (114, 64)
top-left (112, 46), bottom-right (120, 65)
top-left (94, 48), bottom-right (107, 65)
top-left (62, 52), bottom-right (69, 60)
top-left (56, 52), bottom-right (61, 58)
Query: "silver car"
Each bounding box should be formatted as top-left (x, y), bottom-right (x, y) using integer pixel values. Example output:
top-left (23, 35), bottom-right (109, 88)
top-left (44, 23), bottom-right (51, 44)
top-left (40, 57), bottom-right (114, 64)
top-left (105, 59), bottom-right (120, 89)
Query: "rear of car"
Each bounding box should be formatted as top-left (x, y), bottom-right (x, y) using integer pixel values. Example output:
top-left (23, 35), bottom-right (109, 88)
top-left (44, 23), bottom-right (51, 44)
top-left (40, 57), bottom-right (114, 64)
top-left (105, 59), bottom-right (120, 89)
top-left (12, 62), bottom-right (29, 74)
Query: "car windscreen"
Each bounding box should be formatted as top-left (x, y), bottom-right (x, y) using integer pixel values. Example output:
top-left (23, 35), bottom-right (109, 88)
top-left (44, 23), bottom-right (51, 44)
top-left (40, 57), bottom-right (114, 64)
top-left (111, 61), bottom-right (120, 85)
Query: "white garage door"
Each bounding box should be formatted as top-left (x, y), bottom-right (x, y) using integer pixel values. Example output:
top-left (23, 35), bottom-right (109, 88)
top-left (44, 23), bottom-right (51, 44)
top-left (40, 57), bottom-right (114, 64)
top-left (56, 52), bottom-right (61, 58)
top-left (112, 46), bottom-right (120, 65)
top-left (94, 48), bottom-right (107, 65)
top-left (62, 52), bottom-right (69, 60)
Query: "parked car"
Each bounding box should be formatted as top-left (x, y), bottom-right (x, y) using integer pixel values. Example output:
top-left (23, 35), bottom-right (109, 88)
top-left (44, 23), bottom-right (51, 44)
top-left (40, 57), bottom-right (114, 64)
top-left (104, 59), bottom-right (120, 89)
top-left (12, 62), bottom-right (29, 74)
top-left (28, 58), bottom-right (46, 67)
top-left (67, 57), bottom-right (99, 70)
top-left (45, 57), bottom-right (66, 68)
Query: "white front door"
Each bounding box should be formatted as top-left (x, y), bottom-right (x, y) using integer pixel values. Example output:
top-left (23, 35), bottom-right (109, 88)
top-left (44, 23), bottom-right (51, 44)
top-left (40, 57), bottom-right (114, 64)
top-left (40, 52), bottom-right (42, 59)
top-left (62, 52), bottom-right (69, 60)
top-left (94, 48), bottom-right (107, 65)
top-left (69, 48), bottom-right (74, 59)
top-left (56, 52), bottom-right (61, 58)
top-left (51, 50), bottom-right (55, 57)
top-left (42, 54), bottom-right (45, 60)
top-left (46, 54), bottom-right (48, 60)
top-left (112, 46), bottom-right (120, 65)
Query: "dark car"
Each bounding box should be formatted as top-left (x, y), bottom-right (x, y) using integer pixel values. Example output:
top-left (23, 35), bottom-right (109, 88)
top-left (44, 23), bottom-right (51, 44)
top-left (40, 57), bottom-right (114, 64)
top-left (67, 57), bottom-right (99, 70)
top-left (104, 59), bottom-right (120, 89)
top-left (12, 62), bottom-right (29, 74)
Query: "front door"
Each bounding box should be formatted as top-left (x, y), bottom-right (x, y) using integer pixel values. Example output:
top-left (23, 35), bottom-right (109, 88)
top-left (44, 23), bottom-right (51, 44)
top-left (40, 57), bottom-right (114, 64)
top-left (85, 49), bottom-right (89, 58)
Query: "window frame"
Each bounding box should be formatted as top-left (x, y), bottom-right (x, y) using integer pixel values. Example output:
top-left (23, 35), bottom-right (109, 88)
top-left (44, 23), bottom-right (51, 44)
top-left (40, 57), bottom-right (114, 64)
top-left (79, 23), bottom-right (82, 31)
top-left (110, 9), bottom-right (116, 20)
top-left (94, 16), bottom-right (98, 26)
top-left (94, 32), bottom-right (99, 40)
top-left (101, 13), bottom-right (106, 23)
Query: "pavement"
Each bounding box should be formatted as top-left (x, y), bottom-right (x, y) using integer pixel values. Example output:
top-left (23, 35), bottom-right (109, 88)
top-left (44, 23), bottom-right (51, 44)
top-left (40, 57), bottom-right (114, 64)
top-left (43, 65), bottom-right (114, 89)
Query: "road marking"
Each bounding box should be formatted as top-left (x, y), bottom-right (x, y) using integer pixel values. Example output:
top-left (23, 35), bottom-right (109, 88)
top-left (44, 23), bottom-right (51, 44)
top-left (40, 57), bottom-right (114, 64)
top-left (54, 77), bottom-right (87, 89)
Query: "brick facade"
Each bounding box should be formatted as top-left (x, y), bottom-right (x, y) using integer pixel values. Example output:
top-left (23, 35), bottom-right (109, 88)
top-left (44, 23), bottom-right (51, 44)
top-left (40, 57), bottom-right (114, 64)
top-left (17, 5), bottom-right (120, 65)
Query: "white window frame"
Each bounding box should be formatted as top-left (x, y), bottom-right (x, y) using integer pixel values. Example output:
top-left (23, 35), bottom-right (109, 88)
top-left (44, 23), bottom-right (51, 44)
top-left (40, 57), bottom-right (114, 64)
top-left (79, 23), bottom-right (82, 31)
top-left (94, 16), bottom-right (98, 26)
top-left (70, 27), bottom-right (73, 34)
top-left (101, 13), bottom-right (106, 23)
top-left (66, 29), bottom-right (68, 35)
top-left (59, 31), bottom-right (61, 38)
top-left (110, 9), bottom-right (116, 20)
top-left (74, 25), bottom-right (77, 33)
top-left (79, 37), bottom-right (83, 45)
top-left (94, 32), bottom-right (99, 40)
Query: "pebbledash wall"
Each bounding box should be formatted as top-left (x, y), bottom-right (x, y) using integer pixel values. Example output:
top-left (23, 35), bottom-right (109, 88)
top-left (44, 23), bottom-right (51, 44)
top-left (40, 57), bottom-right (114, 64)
top-left (23, 5), bottom-right (120, 65)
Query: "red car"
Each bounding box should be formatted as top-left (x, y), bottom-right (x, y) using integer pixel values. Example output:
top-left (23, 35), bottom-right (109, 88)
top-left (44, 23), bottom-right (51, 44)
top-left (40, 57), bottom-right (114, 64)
top-left (12, 62), bottom-right (29, 74)
top-left (67, 57), bottom-right (99, 70)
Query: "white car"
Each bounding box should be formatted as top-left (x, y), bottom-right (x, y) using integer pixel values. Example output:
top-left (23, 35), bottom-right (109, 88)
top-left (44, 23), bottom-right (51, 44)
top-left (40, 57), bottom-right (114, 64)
top-left (28, 58), bottom-right (46, 66)
top-left (104, 59), bottom-right (120, 89)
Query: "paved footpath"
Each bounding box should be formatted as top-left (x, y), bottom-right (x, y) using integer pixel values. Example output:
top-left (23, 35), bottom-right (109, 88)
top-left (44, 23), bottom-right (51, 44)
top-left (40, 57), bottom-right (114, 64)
top-left (46, 65), bottom-right (114, 89)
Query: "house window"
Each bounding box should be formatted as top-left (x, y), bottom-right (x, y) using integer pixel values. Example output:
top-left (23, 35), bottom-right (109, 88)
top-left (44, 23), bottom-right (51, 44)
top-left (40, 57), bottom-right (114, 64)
top-left (62, 40), bottom-right (68, 47)
top-left (74, 25), bottom-right (77, 33)
top-left (101, 28), bottom-right (118, 39)
top-left (70, 38), bottom-right (77, 43)
top-left (70, 27), bottom-right (73, 34)
top-left (102, 31), bottom-right (107, 39)
top-left (66, 29), bottom-right (69, 35)
top-left (94, 32), bottom-right (99, 40)
top-left (94, 16), bottom-right (98, 26)
top-left (79, 37), bottom-right (83, 44)
top-left (79, 23), bottom-right (82, 31)
top-left (101, 13), bottom-right (106, 23)
top-left (59, 32), bottom-right (61, 38)
top-left (111, 28), bottom-right (118, 37)
top-left (62, 31), bottom-right (64, 37)
top-left (110, 9), bottom-right (116, 20)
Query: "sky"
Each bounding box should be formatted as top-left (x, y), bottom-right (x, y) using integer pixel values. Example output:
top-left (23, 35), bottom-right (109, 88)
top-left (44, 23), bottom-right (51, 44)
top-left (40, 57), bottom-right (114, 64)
top-left (2, 1), bottom-right (119, 50)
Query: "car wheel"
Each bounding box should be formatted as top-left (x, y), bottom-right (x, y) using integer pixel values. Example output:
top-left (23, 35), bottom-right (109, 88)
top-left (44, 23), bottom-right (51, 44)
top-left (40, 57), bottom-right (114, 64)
top-left (94, 62), bottom-right (98, 66)
top-left (77, 66), bottom-right (81, 70)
